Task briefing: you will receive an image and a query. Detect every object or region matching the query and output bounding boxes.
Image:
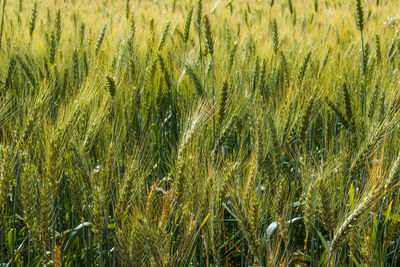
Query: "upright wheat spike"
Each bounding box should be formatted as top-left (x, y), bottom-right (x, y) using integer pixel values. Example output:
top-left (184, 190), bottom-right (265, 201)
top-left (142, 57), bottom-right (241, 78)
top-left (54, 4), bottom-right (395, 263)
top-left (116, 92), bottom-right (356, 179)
top-left (19, 99), bottom-right (42, 147)
top-left (129, 57), bottom-right (135, 80)
top-left (267, 114), bottom-right (281, 176)
top-left (355, 0), bottom-right (366, 73)
top-left (203, 14), bottom-right (215, 137)
top-left (160, 191), bottom-right (173, 227)
top-left (0, 0), bottom-right (7, 49)
top-left (185, 64), bottom-right (204, 96)
top-left (280, 52), bottom-right (290, 86)
top-left (146, 184), bottom-right (156, 218)
top-left (299, 95), bottom-right (315, 146)
top-left (321, 47), bottom-right (332, 71)
top-left (95, 25), bottom-right (106, 54)
top-left (288, 0), bottom-right (293, 15)
top-left (298, 51), bottom-right (311, 84)
top-left (317, 176), bottom-right (334, 231)
top-left (325, 97), bottom-right (349, 129)
top-left (228, 41), bottom-right (238, 71)
top-left (125, 0), bottom-right (130, 19)
top-left (355, 0), bottom-right (364, 33)
top-left (29, 2), bottom-right (38, 39)
top-left (54, 9), bottom-right (62, 43)
top-left (379, 92), bottom-right (385, 121)
top-left (259, 58), bottom-right (267, 93)
top-left (4, 56), bottom-right (16, 91)
top-left (272, 18), bottom-right (279, 85)
top-left (368, 85), bottom-right (378, 119)
top-left (387, 35), bottom-right (397, 60)
top-left (272, 19), bottom-right (279, 55)
top-left (116, 167), bottom-right (135, 222)
top-left (224, 22), bottom-right (231, 51)
top-left (158, 54), bottom-right (172, 90)
top-left (183, 8), bottom-right (193, 45)
top-left (375, 34), bottom-right (382, 63)
top-left (72, 48), bottom-right (79, 87)
top-left (218, 80), bottom-right (228, 127)
top-left (304, 181), bottom-right (317, 240)
top-left (175, 155), bottom-right (186, 205)
top-left (158, 21), bottom-right (171, 51)
top-left (196, 0), bottom-right (202, 30)
top-left (203, 15), bottom-right (214, 57)
top-left (292, 8), bottom-right (297, 26)
top-left (92, 184), bottom-right (104, 236)
top-left (197, 0), bottom-right (204, 86)
top-left (79, 22), bottom-right (85, 46)
top-left (342, 82), bottom-right (354, 131)
top-left (130, 15), bottom-right (135, 40)
top-left (48, 31), bottom-right (56, 64)
top-left (149, 18), bottom-right (155, 45)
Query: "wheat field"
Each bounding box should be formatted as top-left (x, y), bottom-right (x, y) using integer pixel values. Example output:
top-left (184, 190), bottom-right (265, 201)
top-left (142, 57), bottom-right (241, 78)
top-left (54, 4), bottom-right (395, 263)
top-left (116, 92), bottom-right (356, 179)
top-left (1, 0), bottom-right (400, 266)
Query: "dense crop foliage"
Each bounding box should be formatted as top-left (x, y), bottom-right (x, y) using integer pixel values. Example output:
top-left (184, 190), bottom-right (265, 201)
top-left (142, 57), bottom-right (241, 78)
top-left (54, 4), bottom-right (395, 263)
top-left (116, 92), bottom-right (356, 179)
top-left (1, 0), bottom-right (400, 266)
